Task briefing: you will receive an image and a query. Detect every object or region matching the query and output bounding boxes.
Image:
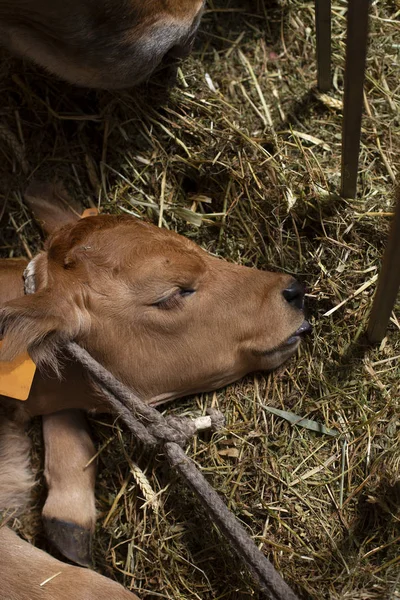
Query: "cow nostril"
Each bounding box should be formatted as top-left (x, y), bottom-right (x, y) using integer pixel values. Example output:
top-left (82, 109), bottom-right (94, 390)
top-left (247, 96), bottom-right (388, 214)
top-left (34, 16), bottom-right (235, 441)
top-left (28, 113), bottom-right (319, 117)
top-left (282, 280), bottom-right (304, 310)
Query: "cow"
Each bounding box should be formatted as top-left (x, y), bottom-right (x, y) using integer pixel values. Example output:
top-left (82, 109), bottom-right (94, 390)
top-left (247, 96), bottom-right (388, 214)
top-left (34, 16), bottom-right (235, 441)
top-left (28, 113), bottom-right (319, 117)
top-left (0, 183), bottom-right (309, 599)
top-left (0, 0), bottom-right (205, 88)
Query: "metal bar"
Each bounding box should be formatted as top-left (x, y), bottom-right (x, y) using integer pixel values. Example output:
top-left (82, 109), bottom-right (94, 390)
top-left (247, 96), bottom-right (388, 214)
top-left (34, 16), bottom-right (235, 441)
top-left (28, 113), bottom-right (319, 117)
top-left (340, 0), bottom-right (370, 198)
top-left (315, 0), bottom-right (332, 91)
top-left (367, 194), bottom-right (400, 343)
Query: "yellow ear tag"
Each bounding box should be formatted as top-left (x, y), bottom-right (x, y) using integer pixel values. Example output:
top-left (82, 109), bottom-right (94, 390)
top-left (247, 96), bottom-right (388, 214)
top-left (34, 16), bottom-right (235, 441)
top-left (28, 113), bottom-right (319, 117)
top-left (81, 208), bottom-right (99, 219)
top-left (0, 207), bottom-right (97, 401)
top-left (0, 341), bottom-right (36, 401)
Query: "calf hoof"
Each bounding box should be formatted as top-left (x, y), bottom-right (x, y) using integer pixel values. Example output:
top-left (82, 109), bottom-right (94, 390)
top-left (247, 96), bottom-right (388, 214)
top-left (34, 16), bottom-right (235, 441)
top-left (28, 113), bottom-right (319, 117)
top-left (43, 517), bottom-right (93, 567)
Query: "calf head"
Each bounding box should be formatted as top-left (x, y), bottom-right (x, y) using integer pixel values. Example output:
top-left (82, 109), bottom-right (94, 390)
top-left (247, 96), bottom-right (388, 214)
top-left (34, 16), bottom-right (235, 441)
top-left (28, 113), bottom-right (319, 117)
top-left (0, 190), bottom-right (308, 404)
top-left (0, 0), bottom-right (204, 88)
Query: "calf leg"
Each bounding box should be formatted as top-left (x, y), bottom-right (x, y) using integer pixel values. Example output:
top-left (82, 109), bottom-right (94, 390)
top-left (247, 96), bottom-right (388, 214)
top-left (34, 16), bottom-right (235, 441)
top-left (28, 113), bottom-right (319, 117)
top-left (42, 410), bottom-right (97, 567)
top-left (0, 414), bottom-right (34, 513)
top-left (0, 526), bottom-right (139, 600)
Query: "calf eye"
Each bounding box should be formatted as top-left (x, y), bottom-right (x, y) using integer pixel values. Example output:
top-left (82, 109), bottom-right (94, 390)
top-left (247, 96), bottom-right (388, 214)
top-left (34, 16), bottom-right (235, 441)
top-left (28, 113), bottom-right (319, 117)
top-left (153, 288), bottom-right (195, 310)
top-left (179, 288), bottom-right (195, 298)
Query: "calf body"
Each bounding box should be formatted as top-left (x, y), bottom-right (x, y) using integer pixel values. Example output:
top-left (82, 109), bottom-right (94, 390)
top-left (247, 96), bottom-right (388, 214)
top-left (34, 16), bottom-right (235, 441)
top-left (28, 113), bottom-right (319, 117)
top-left (1, 527), bottom-right (138, 600)
top-left (0, 0), bottom-right (204, 88)
top-left (0, 184), bottom-right (308, 597)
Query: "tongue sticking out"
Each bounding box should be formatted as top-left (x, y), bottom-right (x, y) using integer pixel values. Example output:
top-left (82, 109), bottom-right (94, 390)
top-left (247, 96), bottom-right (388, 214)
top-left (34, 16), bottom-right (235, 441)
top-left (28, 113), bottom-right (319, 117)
top-left (295, 320), bottom-right (312, 336)
top-left (285, 320), bottom-right (312, 346)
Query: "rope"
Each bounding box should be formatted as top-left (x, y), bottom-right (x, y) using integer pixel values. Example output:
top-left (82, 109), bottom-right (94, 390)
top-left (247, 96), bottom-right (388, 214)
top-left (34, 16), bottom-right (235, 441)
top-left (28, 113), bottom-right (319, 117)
top-left (66, 342), bottom-right (199, 448)
top-left (65, 342), bottom-right (299, 600)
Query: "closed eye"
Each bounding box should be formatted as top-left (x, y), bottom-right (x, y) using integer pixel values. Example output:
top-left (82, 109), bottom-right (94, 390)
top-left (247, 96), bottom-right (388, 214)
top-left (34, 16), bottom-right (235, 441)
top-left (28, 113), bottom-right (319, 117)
top-left (153, 288), bottom-right (195, 310)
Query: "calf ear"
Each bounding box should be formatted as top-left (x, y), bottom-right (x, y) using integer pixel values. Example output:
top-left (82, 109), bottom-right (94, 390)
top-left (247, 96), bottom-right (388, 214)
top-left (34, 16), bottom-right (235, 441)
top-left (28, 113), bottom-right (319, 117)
top-left (0, 292), bottom-right (80, 370)
top-left (25, 182), bottom-right (82, 237)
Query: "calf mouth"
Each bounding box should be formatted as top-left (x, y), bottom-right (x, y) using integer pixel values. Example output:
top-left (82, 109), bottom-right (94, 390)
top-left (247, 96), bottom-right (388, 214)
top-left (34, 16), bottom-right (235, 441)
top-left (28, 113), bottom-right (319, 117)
top-left (284, 320), bottom-right (312, 346)
top-left (255, 320), bottom-right (311, 357)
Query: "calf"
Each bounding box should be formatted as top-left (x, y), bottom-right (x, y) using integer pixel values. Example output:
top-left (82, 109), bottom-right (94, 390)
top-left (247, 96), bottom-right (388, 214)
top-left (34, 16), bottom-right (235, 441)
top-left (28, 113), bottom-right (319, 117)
top-left (0, 184), bottom-right (308, 598)
top-left (0, 0), bottom-right (204, 88)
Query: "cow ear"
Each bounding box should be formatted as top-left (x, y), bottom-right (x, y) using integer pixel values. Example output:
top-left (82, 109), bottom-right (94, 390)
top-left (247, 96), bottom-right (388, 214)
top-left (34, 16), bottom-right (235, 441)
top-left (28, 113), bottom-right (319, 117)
top-left (0, 292), bottom-right (81, 371)
top-left (25, 182), bottom-right (82, 237)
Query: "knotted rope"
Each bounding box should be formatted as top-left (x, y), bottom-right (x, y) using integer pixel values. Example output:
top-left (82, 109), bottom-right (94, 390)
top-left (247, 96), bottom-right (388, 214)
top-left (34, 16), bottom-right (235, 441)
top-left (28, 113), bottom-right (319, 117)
top-left (65, 341), bottom-right (299, 600)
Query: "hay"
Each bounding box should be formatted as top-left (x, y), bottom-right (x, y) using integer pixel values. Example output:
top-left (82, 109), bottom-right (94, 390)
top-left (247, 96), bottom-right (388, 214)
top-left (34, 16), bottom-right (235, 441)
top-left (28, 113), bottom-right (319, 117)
top-left (1, 0), bottom-right (399, 598)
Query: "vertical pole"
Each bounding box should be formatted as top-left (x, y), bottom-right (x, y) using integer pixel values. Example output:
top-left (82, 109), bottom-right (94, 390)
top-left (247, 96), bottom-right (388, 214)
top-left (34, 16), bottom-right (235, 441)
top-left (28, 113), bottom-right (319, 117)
top-left (315, 0), bottom-right (332, 91)
top-left (367, 194), bottom-right (400, 343)
top-left (340, 0), bottom-right (370, 198)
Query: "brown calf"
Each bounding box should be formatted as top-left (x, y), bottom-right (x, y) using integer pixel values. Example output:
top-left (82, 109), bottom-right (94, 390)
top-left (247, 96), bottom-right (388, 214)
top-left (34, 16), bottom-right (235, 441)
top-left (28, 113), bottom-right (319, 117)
top-left (0, 184), bottom-right (308, 598)
top-left (0, 0), bottom-right (204, 88)
top-left (1, 525), bottom-right (138, 600)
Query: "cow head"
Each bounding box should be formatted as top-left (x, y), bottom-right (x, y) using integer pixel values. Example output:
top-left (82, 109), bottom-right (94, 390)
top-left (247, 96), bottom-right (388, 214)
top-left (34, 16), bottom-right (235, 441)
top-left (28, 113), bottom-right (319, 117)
top-left (0, 184), bottom-right (309, 404)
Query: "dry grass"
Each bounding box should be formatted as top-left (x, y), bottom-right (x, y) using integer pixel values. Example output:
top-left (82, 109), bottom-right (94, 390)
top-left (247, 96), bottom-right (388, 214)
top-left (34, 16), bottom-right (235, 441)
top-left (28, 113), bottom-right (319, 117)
top-left (1, 0), bottom-right (400, 598)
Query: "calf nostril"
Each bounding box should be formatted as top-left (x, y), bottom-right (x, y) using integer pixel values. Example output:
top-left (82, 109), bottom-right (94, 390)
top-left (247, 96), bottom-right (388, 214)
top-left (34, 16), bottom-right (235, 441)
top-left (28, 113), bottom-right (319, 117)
top-left (282, 280), bottom-right (304, 310)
